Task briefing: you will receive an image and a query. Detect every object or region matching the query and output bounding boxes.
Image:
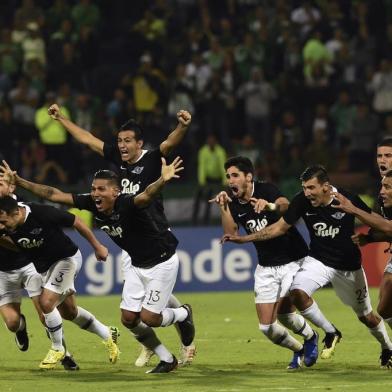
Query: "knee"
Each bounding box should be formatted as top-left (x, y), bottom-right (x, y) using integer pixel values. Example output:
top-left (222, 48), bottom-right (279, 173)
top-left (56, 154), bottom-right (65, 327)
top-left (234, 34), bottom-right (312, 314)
top-left (259, 322), bottom-right (285, 344)
top-left (290, 289), bottom-right (310, 310)
top-left (358, 312), bottom-right (380, 327)
top-left (59, 305), bottom-right (78, 321)
top-left (121, 311), bottom-right (139, 329)
top-left (39, 297), bottom-right (55, 314)
top-left (3, 315), bottom-right (20, 332)
top-left (140, 309), bottom-right (161, 327)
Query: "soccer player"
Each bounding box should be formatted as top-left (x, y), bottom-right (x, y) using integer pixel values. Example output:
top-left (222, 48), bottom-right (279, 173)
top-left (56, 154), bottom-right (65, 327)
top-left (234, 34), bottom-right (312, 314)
top-left (222, 164), bottom-right (392, 367)
top-left (0, 195), bottom-right (119, 370)
top-left (210, 156), bottom-right (319, 369)
top-left (47, 103), bottom-right (195, 366)
top-left (2, 157), bottom-right (194, 374)
top-left (0, 175), bottom-right (79, 370)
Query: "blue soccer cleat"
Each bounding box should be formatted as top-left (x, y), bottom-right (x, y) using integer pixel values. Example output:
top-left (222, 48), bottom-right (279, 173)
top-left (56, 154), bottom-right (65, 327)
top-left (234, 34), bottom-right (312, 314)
top-left (303, 330), bottom-right (319, 367)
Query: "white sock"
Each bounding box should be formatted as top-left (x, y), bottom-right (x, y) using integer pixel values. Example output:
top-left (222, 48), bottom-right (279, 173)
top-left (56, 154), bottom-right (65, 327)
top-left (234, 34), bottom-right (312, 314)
top-left (384, 317), bottom-right (392, 330)
top-left (278, 312), bottom-right (314, 340)
top-left (167, 295), bottom-right (182, 308)
top-left (301, 301), bottom-right (335, 333)
top-left (160, 307), bottom-right (187, 327)
top-left (259, 322), bottom-right (303, 352)
top-left (44, 309), bottom-right (64, 350)
top-left (72, 306), bottom-right (109, 340)
top-left (369, 320), bottom-right (392, 350)
top-left (155, 344), bottom-right (174, 363)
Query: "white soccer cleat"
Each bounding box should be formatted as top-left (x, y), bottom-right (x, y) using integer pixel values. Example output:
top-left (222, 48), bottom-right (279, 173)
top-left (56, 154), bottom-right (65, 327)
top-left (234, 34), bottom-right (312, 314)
top-left (178, 344), bottom-right (196, 366)
top-left (135, 345), bottom-right (154, 367)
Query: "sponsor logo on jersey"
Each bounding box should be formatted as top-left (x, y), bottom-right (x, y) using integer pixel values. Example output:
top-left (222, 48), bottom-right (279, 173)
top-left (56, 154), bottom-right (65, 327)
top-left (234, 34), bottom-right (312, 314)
top-left (121, 178), bottom-right (140, 195)
top-left (331, 212), bottom-right (346, 220)
top-left (30, 228), bottom-right (43, 234)
top-left (246, 218), bottom-right (268, 233)
top-left (17, 237), bottom-right (44, 248)
top-left (101, 225), bottom-right (123, 238)
top-left (131, 166), bottom-right (144, 174)
top-left (313, 222), bottom-right (340, 238)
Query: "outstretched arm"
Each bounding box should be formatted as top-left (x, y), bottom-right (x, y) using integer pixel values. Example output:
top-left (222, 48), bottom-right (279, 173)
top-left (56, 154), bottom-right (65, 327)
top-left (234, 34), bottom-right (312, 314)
top-left (159, 110), bottom-right (191, 157)
top-left (0, 160), bottom-right (75, 206)
top-left (332, 192), bottom-right (392, 237)
top-left (134, 157), bottom-right (184, 207)
top-left (72, 216), bottom-right (108, 261)
top-left (48, 104), bottom-right (104, 155)
top-left (221, 217), bottom-right (292, 244)
top-left (209, 191), bottom-right (238, 235)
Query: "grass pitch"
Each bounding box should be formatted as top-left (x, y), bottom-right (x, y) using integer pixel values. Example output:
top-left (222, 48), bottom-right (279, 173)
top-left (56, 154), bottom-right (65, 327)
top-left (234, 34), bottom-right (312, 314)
top-left (1, 289), bottom-right (392, 392)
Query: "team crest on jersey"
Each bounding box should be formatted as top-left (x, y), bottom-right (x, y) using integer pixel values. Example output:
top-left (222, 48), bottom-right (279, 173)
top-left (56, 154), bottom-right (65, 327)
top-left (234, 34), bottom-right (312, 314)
top-left (331, 212), bottom-right (345, 220)
top-left (131, 166), bottom-right (144, 174)
top-left (30, 228), bottom-right (43, 234)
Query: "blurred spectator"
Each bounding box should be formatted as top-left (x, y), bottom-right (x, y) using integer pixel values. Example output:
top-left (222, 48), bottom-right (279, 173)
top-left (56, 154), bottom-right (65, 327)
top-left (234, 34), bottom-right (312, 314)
top-left (71, 0), bottom-right (101, 32)
top-left (291, 0), bottom-right (321, 40)
top-left (370, 59), bottom-right (392, 115)
top-left (14, 0), bottom-right (45, 30)
top-left (21, 22), bottom-right (46, 71)
top-left (106, 88), bottom-right (128, 129)
top-left (47, 0), bottom-right (71, 34)
top-left (234, 134), bottom-right (263, 172)
top-left (237, 66), bottom-right (276, 149)
top-left (348, 101), bottom-right (378, 172)
top-left (304, 127), bottom-right (335, 169)
top-left (0, 28), bottom-right (22, 78)
top-left (192, 134), bottom-right (227, 225)
top-left (274, 110), bottom-right (303, 156)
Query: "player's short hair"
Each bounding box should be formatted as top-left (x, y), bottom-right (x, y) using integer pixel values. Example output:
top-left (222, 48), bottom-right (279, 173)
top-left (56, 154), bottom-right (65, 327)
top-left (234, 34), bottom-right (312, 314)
top-left (224, 156), bottom-right (254, 176)
top-left (384, 169), bottom-right (392, 179)
top-left (93, 170), bottom-right (120, 187)
top-left (0, 195), bottom-right (18, 214)
top-left (377, 137), bottom-right (392, 148)
top-left (300, 164), bottom-right (329, 184)
top-left (118, 119), bottom-right (143, 140)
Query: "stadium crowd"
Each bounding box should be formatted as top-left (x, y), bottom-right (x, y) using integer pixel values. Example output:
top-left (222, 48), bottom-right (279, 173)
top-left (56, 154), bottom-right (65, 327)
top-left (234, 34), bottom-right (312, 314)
top-left (0, 0), bottom-right (391, 198)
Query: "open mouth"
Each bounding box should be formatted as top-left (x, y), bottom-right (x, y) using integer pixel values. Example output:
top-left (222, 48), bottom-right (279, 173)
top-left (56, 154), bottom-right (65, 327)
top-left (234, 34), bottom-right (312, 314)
top-left (230, 185), bottom-right (239, 196)
top-left (94, 198), bottom-right (103, 208)
top-left (120, 149), bottom-right (129, 159)
top-left (380, 165), bottom-right (388, 173)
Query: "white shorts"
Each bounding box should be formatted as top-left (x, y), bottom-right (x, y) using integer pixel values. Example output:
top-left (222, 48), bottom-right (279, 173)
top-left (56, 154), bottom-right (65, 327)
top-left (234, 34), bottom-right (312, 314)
top-left (120, 253), bottom-right (179, 314)
top-left (121, 249), bottom-right (132, 277)
top-left (385, 258), bottom-right (392, 274)
top-left (254, 259), bottom-right (304, 304)
top-left (0, 263), bottom-right (42, 306)
top-left (41, 250), bottom-right (82, 303)
top-left (290, 256), bottom-right (372, 316)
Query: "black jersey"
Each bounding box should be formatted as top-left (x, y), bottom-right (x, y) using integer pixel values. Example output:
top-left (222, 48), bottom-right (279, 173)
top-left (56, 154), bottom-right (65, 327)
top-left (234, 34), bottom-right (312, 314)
top-left (72, 193), bottom-right (178, 268)
top-left (5, 203), bottom-right (78, 273)
top-left (229, 182), bottom-right (308, 267)
top-left (103, 144), bottom-right (170, 232)
top-left (283, 189), bottom-right (371, 271)
top-left (0, 240), bottom-right (30, 271)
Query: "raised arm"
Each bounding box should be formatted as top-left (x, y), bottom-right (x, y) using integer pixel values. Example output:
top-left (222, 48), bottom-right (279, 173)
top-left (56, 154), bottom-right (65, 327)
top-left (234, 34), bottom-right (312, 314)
top-left (134, 157), bottom-right (184, 207)
top-left (159, 110), bottom-right (191, 157)
top-left (48, 104), bottom-right (104, 155)
top-left (0, 160), bottom-right (74, 206)
top-left (209, 191), bottom-right (238, 235)
top-left (221, 217), bottom-right (292, 244)
top-left (72, 216), bottom-right (108, 261)
top-left (332, 192), bottom-right (392, 237)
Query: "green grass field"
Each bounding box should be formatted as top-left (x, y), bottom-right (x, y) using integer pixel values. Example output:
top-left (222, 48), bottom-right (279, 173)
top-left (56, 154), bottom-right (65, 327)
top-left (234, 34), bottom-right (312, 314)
top-left (1, 288), bottom-right (392, 392)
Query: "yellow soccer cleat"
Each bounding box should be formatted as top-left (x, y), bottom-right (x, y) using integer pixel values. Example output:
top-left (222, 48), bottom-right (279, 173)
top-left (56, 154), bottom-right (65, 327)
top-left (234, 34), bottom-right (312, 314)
top-left (103, 326), bottom-right (120, 364)
top-left (320, 328), bottom-right (342, 359)
top-left (39, 348), bottom-right (65, 370)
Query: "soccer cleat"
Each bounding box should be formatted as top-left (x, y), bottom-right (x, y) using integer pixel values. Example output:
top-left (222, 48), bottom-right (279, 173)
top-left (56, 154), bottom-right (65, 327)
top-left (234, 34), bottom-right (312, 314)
top-left (15, 314), bottom-right (29, 351)
top-left (380, 349), bottom-right (392, 369)
top-left (146, 355), bottom-right (178, 374)
top-left (135, 345), bottom-right (154, 367)
top-left (177, 304), bottom-right (195, 347)
top-left (103, 326), bottom-right (120, 364)
top-left (39, 348), bottom-right (65, 369)
top-left (287, 349), bottom-right (304, 370)
top-left (61, 355), bottom-right (80, 371)
top-left (178, 344), bottom-right (196, 366)
top-left (320, 327), bottom-right (342, 359)
top-left (303, 330), bottom-right (319, 367)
